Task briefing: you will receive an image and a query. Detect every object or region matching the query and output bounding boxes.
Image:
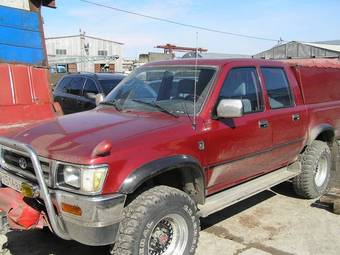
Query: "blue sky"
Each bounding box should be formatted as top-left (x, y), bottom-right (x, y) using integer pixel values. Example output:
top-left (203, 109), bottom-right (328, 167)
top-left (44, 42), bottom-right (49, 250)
top-left (42, 0), bottom-right (340, 59)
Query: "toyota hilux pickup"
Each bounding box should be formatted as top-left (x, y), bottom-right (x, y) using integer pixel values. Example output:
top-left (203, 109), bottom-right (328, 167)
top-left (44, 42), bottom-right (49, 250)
top-left (0, 58), bottom-right (340, 255)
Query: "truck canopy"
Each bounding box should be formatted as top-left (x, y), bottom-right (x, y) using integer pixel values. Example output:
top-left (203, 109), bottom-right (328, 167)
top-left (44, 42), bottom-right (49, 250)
top-left (284, 59), bottom-right (340, 104)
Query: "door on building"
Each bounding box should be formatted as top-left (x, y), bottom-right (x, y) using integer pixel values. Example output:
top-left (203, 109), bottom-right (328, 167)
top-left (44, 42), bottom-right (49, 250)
top-left (94, 63), bottom-right (115, 73)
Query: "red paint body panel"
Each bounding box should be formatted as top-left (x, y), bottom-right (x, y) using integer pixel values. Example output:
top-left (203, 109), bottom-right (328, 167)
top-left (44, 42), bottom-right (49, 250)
top-left (4, 58), bottom-right (340, 197)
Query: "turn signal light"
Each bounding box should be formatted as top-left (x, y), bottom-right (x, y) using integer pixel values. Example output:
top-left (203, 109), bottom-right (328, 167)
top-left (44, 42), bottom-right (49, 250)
top-left (61, 203), bottom-right (82, 216)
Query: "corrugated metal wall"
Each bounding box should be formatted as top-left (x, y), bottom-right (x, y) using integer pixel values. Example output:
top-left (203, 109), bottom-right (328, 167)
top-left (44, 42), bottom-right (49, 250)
top-left (255, 41), bottom-right (340, 59)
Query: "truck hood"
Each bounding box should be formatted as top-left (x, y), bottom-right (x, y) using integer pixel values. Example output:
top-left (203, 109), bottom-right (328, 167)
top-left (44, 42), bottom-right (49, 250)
top-left (7, 108), bottom-right (180, 163)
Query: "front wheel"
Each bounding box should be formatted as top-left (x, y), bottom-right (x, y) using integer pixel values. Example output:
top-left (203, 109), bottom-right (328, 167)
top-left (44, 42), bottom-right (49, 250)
top-left (112, 186), bottom-right (200, 255)
top-left (293, 140), bottom-right (331, 199)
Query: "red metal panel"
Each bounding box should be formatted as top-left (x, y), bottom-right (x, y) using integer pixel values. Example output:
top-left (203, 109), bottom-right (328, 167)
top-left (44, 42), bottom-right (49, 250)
top-left (282, 58), bottom-right (340, 69)
top-left (31, 67), bottom-right (52, 104)
top-left (11, 65), bottom-right (33, 105)
top-left (0, 64), bottom-right (13, 105)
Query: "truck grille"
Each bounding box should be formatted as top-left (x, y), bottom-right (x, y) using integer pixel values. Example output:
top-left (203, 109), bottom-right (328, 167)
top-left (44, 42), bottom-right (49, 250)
top-left (1, 149), bottom-right (50, 183)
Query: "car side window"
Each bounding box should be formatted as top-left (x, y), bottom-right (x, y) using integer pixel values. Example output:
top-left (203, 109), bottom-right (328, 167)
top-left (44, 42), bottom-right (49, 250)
top-left (83, 79), bottom-right (99, 95)
top-left (56, 76), bottom-right (72, 92)
top-left (261, 67), bottom-right (294, 109)
top-left (219, 67), bottom-right (263, 113)
top-left (67, 77), bottom-right (85, 96)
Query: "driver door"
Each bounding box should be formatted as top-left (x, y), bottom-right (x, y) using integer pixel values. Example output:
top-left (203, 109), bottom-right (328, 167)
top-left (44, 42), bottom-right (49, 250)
top-left (206, 66), bottom-right (273, 193)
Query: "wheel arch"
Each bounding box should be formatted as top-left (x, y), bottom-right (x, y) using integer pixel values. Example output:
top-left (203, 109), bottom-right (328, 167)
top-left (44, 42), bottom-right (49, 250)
top-left (119, 155), bottom-right (206, 205)
top-left (308, 123), bottom-right (335, 146)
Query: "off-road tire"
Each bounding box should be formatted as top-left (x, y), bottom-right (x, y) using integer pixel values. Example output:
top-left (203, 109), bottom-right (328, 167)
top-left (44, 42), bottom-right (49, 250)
top-left (112, 186), bottom-right (200, 255)
top-left (293, 140), bottom-right (331, 198)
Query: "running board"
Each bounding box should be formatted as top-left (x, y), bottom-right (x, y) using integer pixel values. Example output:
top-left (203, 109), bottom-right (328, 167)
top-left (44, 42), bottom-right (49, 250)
top-left (198, 162), bottom-right (301, 218)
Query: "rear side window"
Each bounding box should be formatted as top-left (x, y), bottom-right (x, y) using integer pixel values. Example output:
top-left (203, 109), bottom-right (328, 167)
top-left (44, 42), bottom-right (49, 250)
top-left (68, 77), bottom-right (85, 96)
top-left (261, 68), bottom-right (294, 109)
top-left (220, 67), bottom-right (263, 113)
top-left (83, 79), bottom-right (99, 95)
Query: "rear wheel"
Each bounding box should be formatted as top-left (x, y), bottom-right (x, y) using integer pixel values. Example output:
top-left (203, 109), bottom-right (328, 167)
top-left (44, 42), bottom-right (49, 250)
top-left (112, 186), bottom-right (199, 255)
top-left (293, 140), bottom-right (331, 198)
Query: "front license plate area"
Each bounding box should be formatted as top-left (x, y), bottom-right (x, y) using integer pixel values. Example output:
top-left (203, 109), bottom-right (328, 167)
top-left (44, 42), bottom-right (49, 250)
top-left (0, 171), bottom-right (22, 192)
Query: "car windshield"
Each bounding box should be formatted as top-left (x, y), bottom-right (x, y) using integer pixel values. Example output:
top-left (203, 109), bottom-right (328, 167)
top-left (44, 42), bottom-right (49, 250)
top-left (99, 79), bottom-right (123, 95)
top-left (104, 66), bottom-right (216, 115)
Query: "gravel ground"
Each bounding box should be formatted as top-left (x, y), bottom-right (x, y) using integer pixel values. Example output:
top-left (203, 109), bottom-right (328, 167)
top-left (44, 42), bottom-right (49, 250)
top-left (0, 181), bottom-right (339, 255)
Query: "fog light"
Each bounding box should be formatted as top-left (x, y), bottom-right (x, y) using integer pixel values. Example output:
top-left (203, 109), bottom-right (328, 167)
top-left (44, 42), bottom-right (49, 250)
top-left (61, 203), bottom-right (82, 216)
top-left (20, 183), bottom-right (39, 198)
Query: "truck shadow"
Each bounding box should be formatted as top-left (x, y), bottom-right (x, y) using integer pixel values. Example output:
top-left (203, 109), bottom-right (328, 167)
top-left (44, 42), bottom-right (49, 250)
top-left (201, 181), bottom-right (298, 230)
top-left (6, 230), bottom-right (110, 255)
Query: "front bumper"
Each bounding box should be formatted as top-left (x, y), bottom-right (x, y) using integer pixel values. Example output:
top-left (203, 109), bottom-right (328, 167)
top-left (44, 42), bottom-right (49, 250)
top-left (0, 137), bottom-right (126, 246)
top-left (53, 190), bottom-right (125, 246)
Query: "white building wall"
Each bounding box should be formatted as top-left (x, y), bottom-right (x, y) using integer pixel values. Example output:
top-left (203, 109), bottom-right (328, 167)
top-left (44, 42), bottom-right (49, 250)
top-left (46, 35), bottom-right (123, 72)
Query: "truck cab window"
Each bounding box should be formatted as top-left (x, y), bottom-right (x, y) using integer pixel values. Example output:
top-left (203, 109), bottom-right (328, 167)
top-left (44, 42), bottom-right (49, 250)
top-left (83, 79), bottom-right (99, 95)
top-left (219, 67), bottom-right (263, 113)
top-left (261, 67), bottom-right (294, 109)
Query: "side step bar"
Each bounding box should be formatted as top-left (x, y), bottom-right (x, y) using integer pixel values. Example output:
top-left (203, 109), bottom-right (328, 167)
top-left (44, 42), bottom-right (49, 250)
top-left (198, 162), bottom-right (301, 218)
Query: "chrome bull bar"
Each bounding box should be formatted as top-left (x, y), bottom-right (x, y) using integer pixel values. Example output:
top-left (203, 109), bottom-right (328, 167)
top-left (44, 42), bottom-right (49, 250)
top-left (0, 137), bottom-right (70, 240)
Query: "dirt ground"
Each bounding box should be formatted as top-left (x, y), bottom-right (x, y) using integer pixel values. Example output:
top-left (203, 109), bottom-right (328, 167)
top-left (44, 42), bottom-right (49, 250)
top-left (1, 162), bottom-right (339, 255)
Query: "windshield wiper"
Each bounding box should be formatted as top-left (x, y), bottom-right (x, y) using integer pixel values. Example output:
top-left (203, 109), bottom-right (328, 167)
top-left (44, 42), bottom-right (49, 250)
top-left (99, 100), bottom-right (122, 111)
top-left (131, 99), bottom-right (178, 118)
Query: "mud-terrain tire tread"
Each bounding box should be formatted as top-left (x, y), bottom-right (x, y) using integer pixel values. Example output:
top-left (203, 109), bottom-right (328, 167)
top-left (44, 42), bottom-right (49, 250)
top-left (112, 185), bottom-right (200, 255)
top-left (293, 140), bottom-right (331, 199)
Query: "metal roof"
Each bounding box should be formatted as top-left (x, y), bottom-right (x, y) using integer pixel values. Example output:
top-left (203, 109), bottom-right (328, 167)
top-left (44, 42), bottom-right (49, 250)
top-left (302, 42), bottom-right (340, 53)
top-left (45, 35), bottom-right (124, 45)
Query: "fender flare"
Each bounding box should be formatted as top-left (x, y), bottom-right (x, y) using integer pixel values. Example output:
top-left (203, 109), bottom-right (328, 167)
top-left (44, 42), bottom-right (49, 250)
top-left (308, 123), bottom-right (335, 145)
top-left (119, 155), bottom-right (205, 204)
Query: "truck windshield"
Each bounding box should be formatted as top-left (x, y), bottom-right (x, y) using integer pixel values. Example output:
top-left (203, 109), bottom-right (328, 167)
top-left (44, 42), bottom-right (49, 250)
top-left (104, 66), bottom-right (216, 115)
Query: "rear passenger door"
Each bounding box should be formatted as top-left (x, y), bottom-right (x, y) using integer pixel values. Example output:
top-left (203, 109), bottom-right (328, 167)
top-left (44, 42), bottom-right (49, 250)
top-left (260, 67), bottom-right (305, 169)
top-left (53, 76), bottom-right (72, 113)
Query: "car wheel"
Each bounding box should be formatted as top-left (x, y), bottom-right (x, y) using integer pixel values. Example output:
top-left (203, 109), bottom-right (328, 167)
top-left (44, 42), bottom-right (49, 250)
top-left (112, 186), bottom-right (200, 255)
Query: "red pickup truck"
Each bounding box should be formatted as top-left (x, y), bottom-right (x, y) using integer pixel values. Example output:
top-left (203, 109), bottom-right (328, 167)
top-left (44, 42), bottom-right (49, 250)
top-left (0, 58), bottom-right (339, 255)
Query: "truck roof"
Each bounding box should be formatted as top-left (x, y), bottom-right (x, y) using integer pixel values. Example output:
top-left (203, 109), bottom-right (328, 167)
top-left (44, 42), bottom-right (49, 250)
top-left (144, 58), bottom-right (284, 67)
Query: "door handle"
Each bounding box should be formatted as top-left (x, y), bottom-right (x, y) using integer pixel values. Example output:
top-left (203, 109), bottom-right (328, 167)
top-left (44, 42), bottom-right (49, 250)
top-left (258, 120), bottom-right (269, 129)
top-left (292, 114), bottom-right (300, 121)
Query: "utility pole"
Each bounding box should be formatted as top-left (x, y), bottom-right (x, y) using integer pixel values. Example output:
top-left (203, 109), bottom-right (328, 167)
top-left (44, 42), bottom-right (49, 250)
top-left (80, 29), bottom-right (85, 71)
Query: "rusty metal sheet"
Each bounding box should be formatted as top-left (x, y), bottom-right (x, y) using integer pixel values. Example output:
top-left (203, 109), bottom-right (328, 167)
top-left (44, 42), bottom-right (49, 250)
top-left (282, 58), bottom-right (340, 69)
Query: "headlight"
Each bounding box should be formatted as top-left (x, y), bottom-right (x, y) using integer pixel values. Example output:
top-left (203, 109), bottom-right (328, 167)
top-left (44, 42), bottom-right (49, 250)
top-left (57, 164), bottom-right (108, 194)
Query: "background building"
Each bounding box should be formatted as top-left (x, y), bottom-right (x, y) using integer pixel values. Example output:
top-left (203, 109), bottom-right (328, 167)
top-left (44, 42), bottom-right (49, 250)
top-left (254, 40), bottom-right (340, 59)
top-left (46, 32), bottom-right (123, 73)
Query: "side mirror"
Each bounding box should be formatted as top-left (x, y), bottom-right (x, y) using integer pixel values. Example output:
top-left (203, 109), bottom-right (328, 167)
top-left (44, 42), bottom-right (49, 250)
top-left (86, 92), bottom-right (97, 99)
top-left (95, 93), bottom-right (105, 106)
top-left (216, 99), bottom-right (244, 118)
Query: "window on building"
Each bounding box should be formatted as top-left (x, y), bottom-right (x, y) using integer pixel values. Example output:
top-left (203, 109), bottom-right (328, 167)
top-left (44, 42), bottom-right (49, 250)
top-left (56, 49), bottom-right (67, 55)
top-left (219, 67), bottom-right (263, 114)
top-left (98, 50), bottom-right (108, 56)
top-left (261, 67), bottom-right (294, 109)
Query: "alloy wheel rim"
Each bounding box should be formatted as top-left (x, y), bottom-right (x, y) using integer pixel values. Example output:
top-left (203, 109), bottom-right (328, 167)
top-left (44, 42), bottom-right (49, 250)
top-left (315, 155), bottom-right (328, 187)
top-left (148, 213), bottom-right (189, 255)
